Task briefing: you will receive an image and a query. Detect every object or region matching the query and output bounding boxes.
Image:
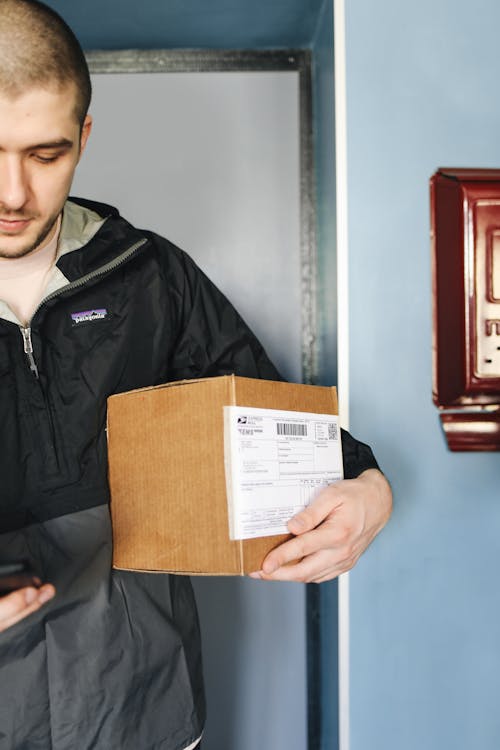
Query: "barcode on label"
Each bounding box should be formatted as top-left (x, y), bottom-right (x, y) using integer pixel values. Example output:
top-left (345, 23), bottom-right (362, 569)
top-left (277, 422), bottom-right (307, 436)
top-left (328, 423), bottom-right (338, 440)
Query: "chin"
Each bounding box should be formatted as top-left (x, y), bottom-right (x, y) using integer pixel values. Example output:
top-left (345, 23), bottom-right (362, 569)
top-left (0, 240), bottom-right (40, 259)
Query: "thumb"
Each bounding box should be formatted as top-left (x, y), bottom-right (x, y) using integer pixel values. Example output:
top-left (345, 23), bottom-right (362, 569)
top-left (287, 483), bottom-right (343, 534)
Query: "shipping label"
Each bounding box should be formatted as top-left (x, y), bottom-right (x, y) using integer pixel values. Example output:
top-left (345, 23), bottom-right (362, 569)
top-left (224, 405), bottom-right (343, 540)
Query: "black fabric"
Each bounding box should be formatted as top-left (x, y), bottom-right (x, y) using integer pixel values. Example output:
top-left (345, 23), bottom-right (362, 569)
top-left (0, 203), bottom-right (280, 531)
top-left (0, 198), bottom-right (380, 749)
top-left (0, 199), bottom-right (377, 532)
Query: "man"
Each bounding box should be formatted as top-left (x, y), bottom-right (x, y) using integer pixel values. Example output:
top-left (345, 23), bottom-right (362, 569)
top-left (0, 1), bottom-right (392, 747)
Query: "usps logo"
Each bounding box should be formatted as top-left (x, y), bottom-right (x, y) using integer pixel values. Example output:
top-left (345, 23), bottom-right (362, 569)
top-left (71, 308), bottom-right (108, 326)
top-left (237, 416), bottom-right (247, 424)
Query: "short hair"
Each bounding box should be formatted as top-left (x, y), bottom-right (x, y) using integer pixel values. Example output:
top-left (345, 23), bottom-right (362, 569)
top-left (0, 0), bottom-right (91, 126)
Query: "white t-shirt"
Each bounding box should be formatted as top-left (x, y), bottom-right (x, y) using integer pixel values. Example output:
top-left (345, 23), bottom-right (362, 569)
top-left (0, 216), bottom-right (60, 325)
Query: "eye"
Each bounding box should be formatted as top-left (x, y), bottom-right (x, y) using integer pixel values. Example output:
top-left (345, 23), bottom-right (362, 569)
top-left (33, 154), bottom-right (59, 164)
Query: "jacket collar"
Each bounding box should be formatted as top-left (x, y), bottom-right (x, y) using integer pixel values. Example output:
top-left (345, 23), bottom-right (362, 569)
top-left (0, 198), bottom-right (145, 326)
top-left (59, 200), bottom-right (108, 258)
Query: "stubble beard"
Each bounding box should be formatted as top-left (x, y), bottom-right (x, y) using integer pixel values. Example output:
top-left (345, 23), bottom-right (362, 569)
top-left (0, 214), bottom-right (59, 260)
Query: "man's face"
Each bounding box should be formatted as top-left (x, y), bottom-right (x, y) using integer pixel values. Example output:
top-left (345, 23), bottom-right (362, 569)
top-left (0, 85), bottom-right (92, 259)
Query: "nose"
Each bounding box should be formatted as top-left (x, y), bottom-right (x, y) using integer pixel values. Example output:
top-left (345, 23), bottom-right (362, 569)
top-left (0, 154), bottom-right (29, 211)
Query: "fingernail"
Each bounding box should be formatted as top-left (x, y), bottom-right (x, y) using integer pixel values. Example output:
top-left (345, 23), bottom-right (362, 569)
top-left (38, 586), bottom-right (55, 604)
top-left (248, 571), bottom-right (262, 579)
top-left (288, 516), bottom-right (305, 531)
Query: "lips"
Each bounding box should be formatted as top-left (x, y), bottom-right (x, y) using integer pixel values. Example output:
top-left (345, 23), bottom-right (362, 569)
top-left (0, 217), bottom-right (32, 233)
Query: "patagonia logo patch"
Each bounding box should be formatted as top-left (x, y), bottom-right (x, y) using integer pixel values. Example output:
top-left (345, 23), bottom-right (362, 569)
top-left (71, 308), bottom-right (108, 326)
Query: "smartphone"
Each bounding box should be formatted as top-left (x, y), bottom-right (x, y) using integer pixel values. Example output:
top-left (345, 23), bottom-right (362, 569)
top-left (0, 561), bottom-right (41, 595)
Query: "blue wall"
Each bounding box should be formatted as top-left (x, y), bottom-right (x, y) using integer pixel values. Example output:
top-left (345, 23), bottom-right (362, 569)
top-left (345, 1), bottom-right (500, 748)
top-left (47, 0), bottom-right (323, 49)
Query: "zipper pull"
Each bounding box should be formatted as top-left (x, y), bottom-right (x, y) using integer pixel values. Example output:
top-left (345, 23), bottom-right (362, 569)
top-left (20, 327), bottom-right (39, 378)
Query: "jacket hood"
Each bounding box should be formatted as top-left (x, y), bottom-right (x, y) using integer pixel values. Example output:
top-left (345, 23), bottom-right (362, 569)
top-left (56, 198), bottom-right (150, 284)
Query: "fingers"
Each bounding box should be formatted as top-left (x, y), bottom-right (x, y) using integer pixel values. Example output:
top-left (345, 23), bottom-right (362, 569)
top-left (259, 522), bottom-right (350, 574)
top-left (287, 482), bottom-right (344, 535)
top-left (251, 548), bottom-right (359, 583)
top-left (249, 523), bottom-right (360, 583)
top-left (0, 584), bottom-right (55, 633)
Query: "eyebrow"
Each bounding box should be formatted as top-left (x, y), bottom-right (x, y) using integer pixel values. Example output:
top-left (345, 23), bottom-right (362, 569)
top-left (0, 138), bottom-right (76, 155)
top-left (28, 138), bottom-right (74, 150)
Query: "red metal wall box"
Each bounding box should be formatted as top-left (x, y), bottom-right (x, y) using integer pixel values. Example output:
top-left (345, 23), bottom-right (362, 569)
top-left (430, 167), bottom-right (500, 450)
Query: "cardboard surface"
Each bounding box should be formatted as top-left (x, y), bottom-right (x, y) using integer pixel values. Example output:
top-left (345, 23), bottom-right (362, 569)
top-left (107, 375), bottom-right (338, 575)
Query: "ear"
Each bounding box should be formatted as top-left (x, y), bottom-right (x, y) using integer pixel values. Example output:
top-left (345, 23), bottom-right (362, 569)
top-left (78, 115), bottom-right (93, 160)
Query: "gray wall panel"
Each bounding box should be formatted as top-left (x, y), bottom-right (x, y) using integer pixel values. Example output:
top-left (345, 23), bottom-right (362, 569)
top-left (72, 67), bottom-right (307, 750)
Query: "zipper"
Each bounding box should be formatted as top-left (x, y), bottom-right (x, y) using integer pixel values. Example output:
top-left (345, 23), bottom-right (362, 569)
top-left (18, 237), bottom-right (148, 376)
top-left (21, 327), bottom-right (39, 378)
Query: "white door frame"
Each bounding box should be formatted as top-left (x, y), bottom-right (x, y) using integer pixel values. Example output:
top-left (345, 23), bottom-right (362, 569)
top-left (333, 1), bottom-right (351, 749)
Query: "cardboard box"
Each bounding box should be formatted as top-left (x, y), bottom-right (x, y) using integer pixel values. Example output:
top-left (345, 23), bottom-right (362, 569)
top-left (107, 375), bottom-right (338, 575)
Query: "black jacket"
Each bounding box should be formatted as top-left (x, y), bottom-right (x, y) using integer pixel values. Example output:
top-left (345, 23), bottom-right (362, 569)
top-left (0, 198), bottom-right (379, 749)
